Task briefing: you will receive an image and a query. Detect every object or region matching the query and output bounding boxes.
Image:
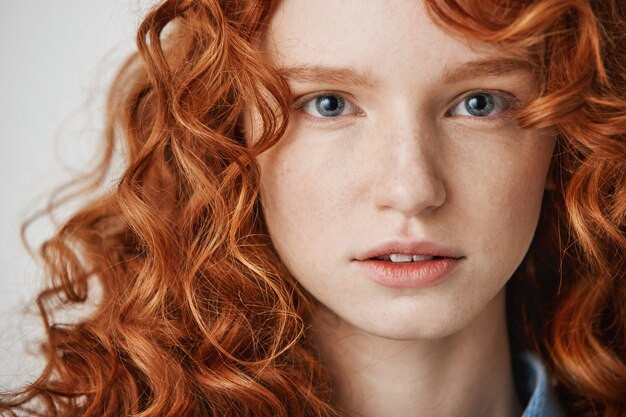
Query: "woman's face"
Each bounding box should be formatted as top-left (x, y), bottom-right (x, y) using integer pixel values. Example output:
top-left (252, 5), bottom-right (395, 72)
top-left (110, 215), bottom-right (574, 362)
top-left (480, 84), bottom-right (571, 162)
top-left (248, 0), bottom-right (555, 340)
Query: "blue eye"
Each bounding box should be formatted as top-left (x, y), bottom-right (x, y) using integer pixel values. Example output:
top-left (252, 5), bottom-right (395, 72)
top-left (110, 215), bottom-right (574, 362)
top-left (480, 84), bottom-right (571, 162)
top-left (450, 92), bottom-right (513, 117)
top-left (301, 94), bottom-right (358, 118)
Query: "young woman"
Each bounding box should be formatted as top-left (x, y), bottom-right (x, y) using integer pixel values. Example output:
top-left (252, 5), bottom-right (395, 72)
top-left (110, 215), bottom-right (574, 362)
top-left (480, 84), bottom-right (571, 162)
top-left (2, 0), bottom-right (625, 416)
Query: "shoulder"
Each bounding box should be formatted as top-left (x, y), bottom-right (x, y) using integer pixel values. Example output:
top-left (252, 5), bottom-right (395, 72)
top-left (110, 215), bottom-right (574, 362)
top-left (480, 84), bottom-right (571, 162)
top-left (514, 351), bottom-right (567, 417)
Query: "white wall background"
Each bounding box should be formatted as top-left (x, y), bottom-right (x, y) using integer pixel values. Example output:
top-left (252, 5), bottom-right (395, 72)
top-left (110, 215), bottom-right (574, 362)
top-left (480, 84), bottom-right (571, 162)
top-left (0, 0), bottom-right (156, 390)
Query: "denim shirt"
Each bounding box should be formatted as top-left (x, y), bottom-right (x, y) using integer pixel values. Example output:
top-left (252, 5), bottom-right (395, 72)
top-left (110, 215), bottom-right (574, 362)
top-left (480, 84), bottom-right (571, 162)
top-left (515, 352), bottom-right (566, 417)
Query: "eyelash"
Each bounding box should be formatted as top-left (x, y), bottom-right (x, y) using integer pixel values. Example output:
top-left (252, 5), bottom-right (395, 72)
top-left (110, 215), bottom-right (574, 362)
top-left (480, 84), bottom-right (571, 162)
top-left (291, 90), bottom-right (519, 123)
top-left (292, 92), bottom-right (362, 124)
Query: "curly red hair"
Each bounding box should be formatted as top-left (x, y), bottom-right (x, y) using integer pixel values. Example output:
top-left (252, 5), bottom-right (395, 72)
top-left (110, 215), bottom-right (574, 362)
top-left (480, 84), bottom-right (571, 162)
top-left (1, 0), bottom-right (625, 416)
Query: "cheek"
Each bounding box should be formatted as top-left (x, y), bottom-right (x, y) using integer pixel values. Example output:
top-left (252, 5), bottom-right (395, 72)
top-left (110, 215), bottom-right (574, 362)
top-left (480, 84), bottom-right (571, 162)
top-left (257, 146), bottom-right (346, 274)
top-left (257, 121), bottom-right (360, 238)
top-left (464, 133), bottom-right (554, 257)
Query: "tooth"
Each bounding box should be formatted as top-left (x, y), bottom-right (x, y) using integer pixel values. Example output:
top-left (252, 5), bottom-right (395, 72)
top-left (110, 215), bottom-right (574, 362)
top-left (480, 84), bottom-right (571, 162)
top-left (389, 254), bottom-right (414, 263)
top-left (412, 255), bottom-right (434, 262)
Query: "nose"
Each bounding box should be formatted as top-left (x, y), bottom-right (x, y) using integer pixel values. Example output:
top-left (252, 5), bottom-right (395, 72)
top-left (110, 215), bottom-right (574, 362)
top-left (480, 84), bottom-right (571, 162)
top-left (371, 115), bottom-right (446, 218)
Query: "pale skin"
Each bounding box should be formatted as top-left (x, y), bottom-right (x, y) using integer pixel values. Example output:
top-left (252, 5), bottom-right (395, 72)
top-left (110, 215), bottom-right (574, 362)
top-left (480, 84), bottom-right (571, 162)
top-left (245, 1), bottom-right (555, 416)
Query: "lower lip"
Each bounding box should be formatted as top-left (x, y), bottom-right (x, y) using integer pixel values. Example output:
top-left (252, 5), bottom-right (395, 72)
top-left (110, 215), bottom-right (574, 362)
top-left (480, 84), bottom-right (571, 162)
top-left (357, 257), bottom-right (462, 288)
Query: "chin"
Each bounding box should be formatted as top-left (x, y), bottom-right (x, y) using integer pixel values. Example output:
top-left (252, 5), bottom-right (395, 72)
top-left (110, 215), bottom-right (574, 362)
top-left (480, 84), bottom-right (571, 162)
top-left (329, 299), bottom-right (479, 342)
top-left (356, 316), bottom-right (469, 341)
top-left (355, 288), bottom-right (506, 342)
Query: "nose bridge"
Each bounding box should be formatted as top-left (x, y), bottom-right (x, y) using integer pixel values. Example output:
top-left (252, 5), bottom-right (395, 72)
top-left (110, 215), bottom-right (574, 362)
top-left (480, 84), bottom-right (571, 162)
top-left (372, 109), bottom-right (446, 216)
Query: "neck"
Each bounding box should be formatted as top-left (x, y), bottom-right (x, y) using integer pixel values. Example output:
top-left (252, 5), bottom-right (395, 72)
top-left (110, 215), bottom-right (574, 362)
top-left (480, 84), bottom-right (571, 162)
top-left (311, 289), bottom-right (522, 417)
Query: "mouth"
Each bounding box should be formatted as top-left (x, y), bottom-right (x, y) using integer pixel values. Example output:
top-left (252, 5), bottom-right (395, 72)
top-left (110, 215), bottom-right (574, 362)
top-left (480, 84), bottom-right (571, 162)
top-left (358, 253), bottom-right (463, 289)
top-left (354, 240), bottom-right (463, 288)
top-left (370, 254), bottom-right (448, 263)
top-left (356, 240), bottom-right (462, 262)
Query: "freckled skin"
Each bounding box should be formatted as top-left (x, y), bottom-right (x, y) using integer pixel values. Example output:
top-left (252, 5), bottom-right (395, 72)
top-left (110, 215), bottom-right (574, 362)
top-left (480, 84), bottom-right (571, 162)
top-left (246, 2), bottom-right (555, 415)
top-left (250, 0), bottom-right (554, 341)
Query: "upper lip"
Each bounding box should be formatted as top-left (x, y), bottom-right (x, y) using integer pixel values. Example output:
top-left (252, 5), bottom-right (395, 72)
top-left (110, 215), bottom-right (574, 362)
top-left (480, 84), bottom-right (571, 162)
top-left (356, 240), bottom-right (462, 261)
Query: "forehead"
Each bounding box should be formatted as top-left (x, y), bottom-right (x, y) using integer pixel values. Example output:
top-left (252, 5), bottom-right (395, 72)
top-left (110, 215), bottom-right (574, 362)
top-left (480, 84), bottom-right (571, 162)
top-left (263, 0), bottom-right (504, 83)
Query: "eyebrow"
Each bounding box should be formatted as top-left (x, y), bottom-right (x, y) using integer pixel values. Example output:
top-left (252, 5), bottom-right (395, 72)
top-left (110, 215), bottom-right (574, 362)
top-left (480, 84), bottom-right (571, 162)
top-left (278, 57), bottom-right (533, 88)
top-left (441, 57), bottom-right (534, 84)
top-left (278, 65), bottom-right (374, 87)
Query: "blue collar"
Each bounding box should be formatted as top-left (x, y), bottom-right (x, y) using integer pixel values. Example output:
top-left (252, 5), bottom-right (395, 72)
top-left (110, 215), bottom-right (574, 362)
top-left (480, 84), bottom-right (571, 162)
top-left (514, 352), bottom-right (566, 417)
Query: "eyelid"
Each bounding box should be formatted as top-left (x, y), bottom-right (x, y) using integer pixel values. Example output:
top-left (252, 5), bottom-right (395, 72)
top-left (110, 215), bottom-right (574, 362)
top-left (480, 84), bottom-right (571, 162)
top-left (292, 91), bottom-right (362, 118)
top-left (290, 89), bottom-right (520, 123)
top-left (447, 90), bottom-right (520, 118)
